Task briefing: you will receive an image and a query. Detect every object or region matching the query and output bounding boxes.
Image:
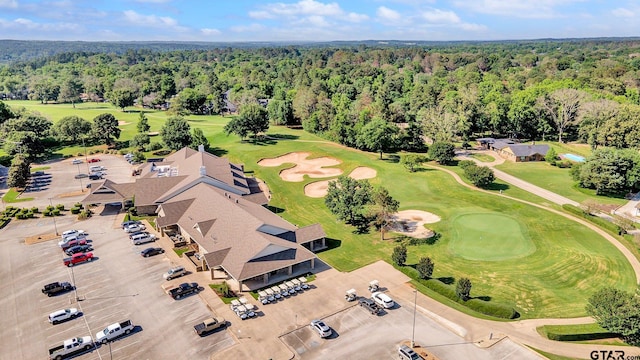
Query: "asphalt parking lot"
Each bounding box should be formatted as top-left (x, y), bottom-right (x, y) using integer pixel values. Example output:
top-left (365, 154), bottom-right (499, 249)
top-left (0, 213), bottom-right (234, 360)
top-left (281, 293), bottom-right (541, 360)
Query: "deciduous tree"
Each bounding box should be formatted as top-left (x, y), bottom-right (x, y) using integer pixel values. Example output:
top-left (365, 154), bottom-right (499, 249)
top-left (416, 257), bottom-right (434, 279)
top-left (368, 187), bottom-right (399, 240)
top-left (92, 113), bottom-right (121, 145)
top-left (325, 176), bottom-right (373, 228)
top-left (53, 115), bottom-right (91, 143)
top-left (538, 88), bottom-right (587, 143)
top-left (587, 287), bottom-right (640, 345)
top-left (428, 142), bottom-right (455, 165)
top-left (456, 278), bottom-right (472, 301)
top-left (7, 154), bottom-right (30, 189)
top-left (160, 116), bottom-right (192, 151)
top-left (391, 244), bottom-right (407, 266)
top-left (356, 117), bottom-right (399, 159)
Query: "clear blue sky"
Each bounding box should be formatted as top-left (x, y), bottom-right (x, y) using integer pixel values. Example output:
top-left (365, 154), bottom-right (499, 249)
top-left (1, 0), bottom-right (639, 42)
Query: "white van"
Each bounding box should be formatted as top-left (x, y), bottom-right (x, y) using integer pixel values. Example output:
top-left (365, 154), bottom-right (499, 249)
top-left (89, 165), bottom-right (105, 172)
top-left (131, 233), bottom-right (156, 245)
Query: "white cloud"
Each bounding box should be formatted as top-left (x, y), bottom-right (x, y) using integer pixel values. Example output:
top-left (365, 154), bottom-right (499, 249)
top-left (0, 17), bottom-right (79, 31)
top-left (345, 12), bottom-right (368, 23)
top-left (231, 23), bottom-right (266, 33)
top-left (249, 10), bottom-right (275, 19)
top-left (377, 6), bottom-right (402, 22)
top-left (452, 0), bottom-right (581, 19)
top-left (122, 10), bottom-right (184, 30)
top-left (422, 9), bottom-right (460, 24)
top-left (268, 0), bottom-right (342, 16)
top-left (612, 8), bottom-right (635, 17)
top-left (200, 28), bottom-right (221, 36)
top-left (0, 0), bottom-right (18, 9)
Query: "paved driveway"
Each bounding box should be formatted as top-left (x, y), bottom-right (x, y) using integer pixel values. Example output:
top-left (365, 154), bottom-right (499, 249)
top-left (0, 213), bottom-right (233, 360)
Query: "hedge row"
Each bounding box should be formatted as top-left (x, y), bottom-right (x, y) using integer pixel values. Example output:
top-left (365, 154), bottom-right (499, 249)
top-left (562, 204), bottom-right (622, 235)
top-left (542, 325), bottom-right (618, 342)
top-left (396, 265), bottom-right (518, 319)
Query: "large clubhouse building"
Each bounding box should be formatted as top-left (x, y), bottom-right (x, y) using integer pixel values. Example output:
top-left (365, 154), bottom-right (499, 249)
top-left (83, 146), bottom-right (326, 291)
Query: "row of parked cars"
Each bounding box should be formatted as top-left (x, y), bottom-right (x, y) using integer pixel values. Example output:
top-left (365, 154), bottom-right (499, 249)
top-left (122, 220), bottom-right (158, 245)
top-left (58, 230), bottom-right (94, 267)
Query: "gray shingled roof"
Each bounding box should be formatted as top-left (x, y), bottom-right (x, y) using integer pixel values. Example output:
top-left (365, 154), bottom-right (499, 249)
top-left (82, 179), bottom-right (135, 204)
top-left (507, 144), bottom-right (550, 157)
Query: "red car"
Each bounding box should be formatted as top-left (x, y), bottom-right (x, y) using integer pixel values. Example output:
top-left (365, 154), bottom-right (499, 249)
top-left (63, 252), bottom-right (94, 267)
top-left (87, 158), bottom-right (101, 163)
top-left (61, 239), bottom-right (88, 250)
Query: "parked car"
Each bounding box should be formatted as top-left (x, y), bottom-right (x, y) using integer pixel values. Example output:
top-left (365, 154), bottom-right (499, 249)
top-left (65, 244), bottom-right (93, 256)
top-left (89, 165), bottom-right (105, 172)
top-left (398, 344), bottom-right (421, 360)
top-left (169, 282), bottom-right (201, 300)
top-left (125, 224), bottom-right (146, 233)
top-left (131, 233), bottom-right (156, 245)
top-left (63, 252), bottom-right (94, 267)
top-left (71, 159), bottom-right (83, 165)
top-left (372, 291), bottom-right (395, 309)
top-left (89, 174), bottom-right (102, 180)
top-left (128, 231), bottom-right (148, 239)
top-left (42, 282), bottom-right (74, 297)
top-left (58, 234), bottom-right (87, 247)
top-left (87, 158), bottom-right (101, 163)
top-left (61, 239), bottom-right (88, 250)
top-left (48, 336), bottom-right (93, 360)
top-left (62, 229), bottom-right (85, 238)
top-left (141, 247), bottom-right (164, 257)
top-left (359, 297), bottom-right (381, 315)
top-left (163, 266), bottom-right (187, 280)
top-left (310, 319), bottom-right (332, 338)
top-left (74, 173), bottom-right (88, 179)
top-left (95, 320), bottom-right (134, 344)
top-left (122, 220), bottom-right (141, 229)
top-left (49, 308), bottom-right (80, 324)
top-left (193, 317), bottom-right (226, 336)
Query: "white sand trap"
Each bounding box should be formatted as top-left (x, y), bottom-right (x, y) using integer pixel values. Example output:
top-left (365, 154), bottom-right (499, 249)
top-left (258, 152), bottom-right (342, 182)
top-left (304, 166), bottom-right (377, 198)
top-left (390, 210), bottom-right (441, 238)
top-left (117, 121), bottom-right (130, 126)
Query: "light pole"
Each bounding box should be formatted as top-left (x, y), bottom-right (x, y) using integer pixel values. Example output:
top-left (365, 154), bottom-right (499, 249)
top-left (411, 289), bottom-right (417, 348)
top-left (70, 264), bottom-right (79, 303)
top-left (81, 137), bottom-right (90, 174)
top-left (76, 163), bottom-right (84, 192)
top-left (49, 198), bottom-right (58, 236)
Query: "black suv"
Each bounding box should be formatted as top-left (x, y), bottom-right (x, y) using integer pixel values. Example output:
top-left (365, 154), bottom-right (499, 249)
top-left (42, 281), bottom-right (74, 297)
top-left (359, 297), bottom-right (381, 315)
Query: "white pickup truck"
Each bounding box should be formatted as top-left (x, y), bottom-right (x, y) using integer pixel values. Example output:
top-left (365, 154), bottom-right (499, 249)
top-left (95, 320), bottom-right (134, 344)
top-left (48, 336), bottom-right (94, 360)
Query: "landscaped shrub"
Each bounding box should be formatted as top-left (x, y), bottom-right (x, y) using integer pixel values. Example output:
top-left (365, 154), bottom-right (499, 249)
top-left (542, 324), bottom-right (618, 342)
top-left (0, 217), bottom-right (10, 229)
top-left (55, 204), bottom-right (65, 211)
top-left (76, 152), bottom-right (84, 157)
top-left (31, 206), bottom-right (39, 213)
top-left (70, 207), bottom-right (81, 214)
top-left (78, 209), bottom-right (92, 220)
top-left (52, 209), bottom-right (61, 216)
top-left (43, 210), bottom-right (52, 217)
top-left (26, 211), bottom-right (34, 218)
top-left (46, 205), bottom-right (54, 212)
top-left (74, 202), bottom-right (83, 209)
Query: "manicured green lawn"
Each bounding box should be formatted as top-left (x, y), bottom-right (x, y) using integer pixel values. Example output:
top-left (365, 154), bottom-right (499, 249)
top-left (470, 153), bottom-right (495, 163)
top-left (496, 161), bottom-right (627, 206)
top-left (7, 100), bottom-right (638, 320)
top-left (2, 188), bottom-right (33, 203)
top-left (449, 213), bottom-right (536, 261)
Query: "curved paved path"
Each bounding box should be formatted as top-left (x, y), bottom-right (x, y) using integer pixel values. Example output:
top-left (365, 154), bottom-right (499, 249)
top-left (420, 163), bottom-right (640, 358)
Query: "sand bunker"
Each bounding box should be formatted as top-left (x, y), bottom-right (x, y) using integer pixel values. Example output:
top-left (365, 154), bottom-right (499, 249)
top-left (389, 210), bottom-right (441, 238)
top-left (258, 152), bottom-right (343, 182)
top-left (304, 166), bottom-right (377, 198)
top-left (117, 121), bottom-right (130, 126)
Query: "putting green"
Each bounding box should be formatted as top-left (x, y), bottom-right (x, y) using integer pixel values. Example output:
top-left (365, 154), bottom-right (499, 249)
top-left (449, 213), bottom-right (535, 261)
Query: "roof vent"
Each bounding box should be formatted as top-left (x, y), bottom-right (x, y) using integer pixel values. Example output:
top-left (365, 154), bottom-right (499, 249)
top-left (198, 144), bottom-right (205, 153)
top-left (199, 166), bottom-right (206, 177)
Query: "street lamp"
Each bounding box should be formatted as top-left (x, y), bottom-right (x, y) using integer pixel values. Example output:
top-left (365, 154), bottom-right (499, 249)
top-left (49, 198), bottom-right (58, 236)
top-left (76, 163), bottom-right (84, 192)
top-left (69, 264), bottom-right (79, 303)
top-left (411, 289), bottom-right (417, 348)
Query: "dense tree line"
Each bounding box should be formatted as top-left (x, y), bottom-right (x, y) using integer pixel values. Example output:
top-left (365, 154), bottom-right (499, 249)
top-left (2, 40), bottom-right (640, 158)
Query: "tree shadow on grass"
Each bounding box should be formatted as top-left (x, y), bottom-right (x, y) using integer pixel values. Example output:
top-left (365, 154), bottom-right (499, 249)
top-left (437, 277), bottom-right (455, 285)
top-left (267, 133), bottom-right (299, 140)
top-left (315, 238), bottom-right (342, 253)
top-left (473, 296), bottom-right (491, 301)
top-left (383, 154), bottom-right (400, 163)
top-left (485, 182), bottom-right (509, 191)
top-left (207, 147), bottom-right (228, 157)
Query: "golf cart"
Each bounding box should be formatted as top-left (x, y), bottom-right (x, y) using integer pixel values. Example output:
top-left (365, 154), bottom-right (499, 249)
top-left (345, 288), bottom-right (357, 301)
top-left (368, 280), bottom-right (380, 293)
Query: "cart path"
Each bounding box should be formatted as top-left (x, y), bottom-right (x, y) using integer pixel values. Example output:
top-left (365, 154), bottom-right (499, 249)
top-left (419, 164), bottom-right (640, 358)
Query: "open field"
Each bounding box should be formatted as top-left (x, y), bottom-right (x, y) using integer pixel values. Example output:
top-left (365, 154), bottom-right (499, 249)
top-left (495, 161), bottom-right (627, 206)
top-left (5, 100), bottom-right (638, 319)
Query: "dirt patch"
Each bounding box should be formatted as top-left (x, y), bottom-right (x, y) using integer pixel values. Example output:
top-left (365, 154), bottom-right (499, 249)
top-left (58, 190), bottom-right (88, 198)
top-left (389, 210), bottom-right (441, 239)
top-left (303, 166), bottom-right (377, 198)
top-left (118, 121), bottom-right (130, 126)
top-left (25, 232), bottom-right (59, 245)
top-left (258, 152), bottom-right (342, 182)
